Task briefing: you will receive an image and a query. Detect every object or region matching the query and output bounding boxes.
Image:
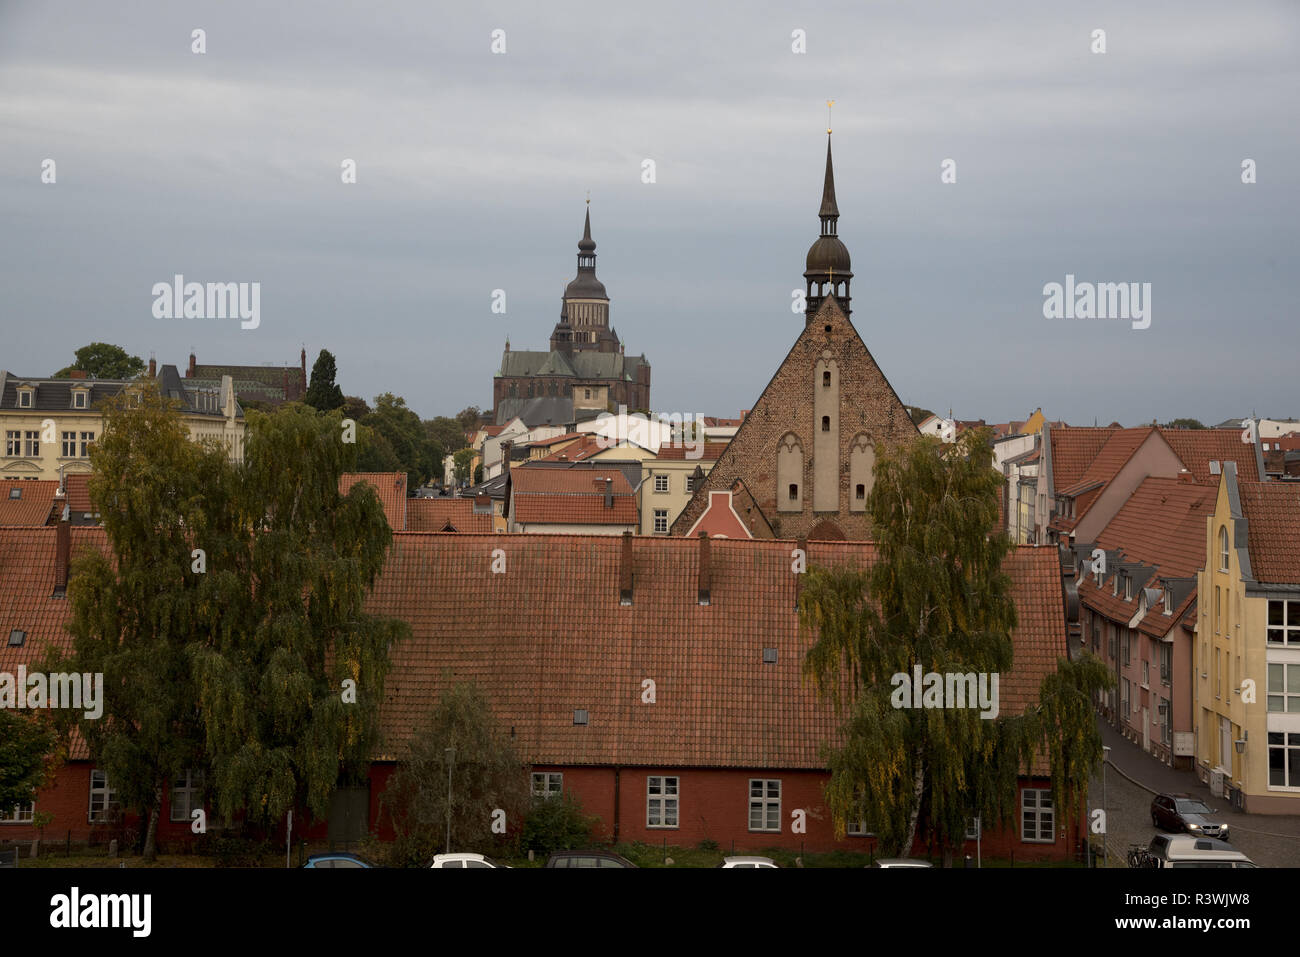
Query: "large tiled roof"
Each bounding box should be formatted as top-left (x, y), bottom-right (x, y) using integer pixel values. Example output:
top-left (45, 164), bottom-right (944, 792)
top-left (0, 530), bottom-right (1066, 773)
top-left (370, 536), bottom-right (1066, 767)
top-left (654, 442), bottom-right (730, 462)
top-left (509, 467), bottom-right (638, 525)
top-left (1049, 427), bottom-right (1118, 492)
top-left (339, 473), bottom-right (407, 530)
top-left (1059, 427), bottom-right (1155, 498)
top-left (0, 371), bottom-right (127, 412)
top-left (1159, 428), bottom-right (1261, 484)
top-left (1237, 482), bottom-right (1300, 585)
top-left (64, 473), bottom-right (94, 514)
top-left (406, 498), bottom-right (494, 533)
top-left (0, 480), bottom-right (58, 526)
top-left (1094, 478), bottom-right (1216, 580)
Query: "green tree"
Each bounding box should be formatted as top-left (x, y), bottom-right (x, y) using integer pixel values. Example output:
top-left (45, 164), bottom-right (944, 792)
top-left (49, 380), bottom-right (216, 860)
top-left (0, 711), bottom-right (54, 815)
top-left (53, 342), bottom-right (146, 380)
top-left (453, 448), bottom-right (476, 485)
top-left (382, 680), bottom-right (529, 866)
top-left (455, 406), bottom-right (483, 432)
top-left (1161, 418), bottom-right (1206, 430)
top-left (304, 349), bottom-right (346, 411)
top-left (520, 791), bottom-right (599, 858)
top-left (365, 393), bottom-right (441, 488)
top-left (425, 416), bottom-right (468, 455)
top-left (799, 430), bottom-right (1107, 864)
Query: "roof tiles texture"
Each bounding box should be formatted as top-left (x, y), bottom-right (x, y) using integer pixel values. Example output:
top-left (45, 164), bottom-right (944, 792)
top-left (406, 498), bottom-right (494, 533)
top-left (339, 472), bottom-right (407, 530)
top-left (1049, 428), bottom-right (1118, 492)
top-left (1238, 482), bottom-right (1300, 585)
top-left (510, 467), bottom-right (638, 525)
top-left (0, 480), bottom-right (58, 526)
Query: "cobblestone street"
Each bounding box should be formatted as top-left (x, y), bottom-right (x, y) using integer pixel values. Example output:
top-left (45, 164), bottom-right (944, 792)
top-left (1087, 717), bottom-right (1300, 867)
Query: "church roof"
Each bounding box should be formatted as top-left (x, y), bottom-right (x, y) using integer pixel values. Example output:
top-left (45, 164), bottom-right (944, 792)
top-left (499, 350), bottom-right (637, 380)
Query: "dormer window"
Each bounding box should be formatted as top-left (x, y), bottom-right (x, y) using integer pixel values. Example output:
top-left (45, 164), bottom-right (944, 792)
top-left (1124, 575), bottom-right (1133, 601)
top-left (72, 390), bottom-right (88, 409)
top-left (1164, 587), bottom-right (1174, 616)
top-left (17, 388), bottom-right (33, 408)
top-left (1112, 574), bottom-right (1118, 597)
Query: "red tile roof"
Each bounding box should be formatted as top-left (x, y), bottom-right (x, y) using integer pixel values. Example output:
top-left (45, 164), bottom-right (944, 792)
top-left (1058, 428), bottom-right (1155, 498)
top-left (406, 497), bottom-right (494, 533)
top-left (340, 472), bottom-right (407, 530)
top-left (654, 442), bottom-right (730, 461)
top-left (526, 432), bottom-right (586, 449)
top-left (509, 467), bottom-right (638, 526)
top-left (1237, 482), bottom-right (1300, 584)
top-left (0, 530), bottom-right (1066, 773)
top-left (1095, 478), bottom-right (1216, 579)
top-left (0, 480), bottom-right (58, 527)
top-left (64, 473), bottom-right (94, 514)
top-left (1159, 429), bottom-right (1261, 484)
top-left (536, 433), bottom-right (609, 462)
top-left (1049, 427), bottom-right (1119, 492)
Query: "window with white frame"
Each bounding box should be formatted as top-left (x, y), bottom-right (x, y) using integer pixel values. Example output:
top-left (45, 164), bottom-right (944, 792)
top-left (748, 779), bottom-right (781, 832)
top-left (685, 474), bottom-right (696, 493)
top-left (17, 390), bottom-right (32, 408)
top-left (89, 770), bottom-right (119, 822)
top-left (61, 431), bottom-right (76, 458)
top-left (1020, 788), bottom-right (1054, 843)
top-left (4, 431), bottom-right (19, 457)
top-left (1142, 659), bottom-right (1149, 688)
top-left (1268, 732), bottom-right (1300, 788)
top-left (845, 820), bottom-right (870, 836)
top-left (0, 800), bottom-right (34, 824)
top-left (653, 509), bottom-right (668, 534)
top-left (79, 432), bottom-right (94, 457)
top-left (653, 474), bottom-right (669, 493)
top-left (1219, 526), bottom-right (1230, 571)
top-left (1160, 697), bottom-right (1172, 745)
top-left (966, 816), bottom-right (981, 840)
top-left (170, 770), bottom-right (205, 822)
top-left (1164, 586), bottom-right (1174, 616)
top-left (1268, 600), bottom-right (1300, 647)
top-left (1267, 663), bottom-right (1300, 713)
top-left (1159, 643), bottom-right (1172, 684)
top-left (23, 431), bottom-right (39, 457)
top-left (646, 776), bottom-right (678, 828)
top-left (73, 391), bottom-right (88, 409)
top-left (531, 772), bottom-right (562, 799)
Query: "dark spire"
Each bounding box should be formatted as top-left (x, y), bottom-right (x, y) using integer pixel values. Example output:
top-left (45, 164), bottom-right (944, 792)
top-left (819, 134), bottom-right (839, 223)
top-left (579, 204), bottom-right (595, 252)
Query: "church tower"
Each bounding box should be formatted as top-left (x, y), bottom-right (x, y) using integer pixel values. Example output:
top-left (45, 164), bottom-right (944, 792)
top-left (552, 204), bottom-right (618, 354)
top-left (672, 128), bottom-right (917, 541)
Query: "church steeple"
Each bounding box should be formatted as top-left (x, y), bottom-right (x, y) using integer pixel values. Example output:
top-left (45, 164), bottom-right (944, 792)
top-left (803, 129), bottom-right (852, 321)
top-left (552, 201), bottom-right (616, 354)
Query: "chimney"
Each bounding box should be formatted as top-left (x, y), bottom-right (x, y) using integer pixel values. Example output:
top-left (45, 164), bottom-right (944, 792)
top-left (301, 347), bottom-right (307, 373)
top-left (1178, 469), bottom-right (1194, 484)
top-left (604, 476), bottom-right (613, 509)
top-left (54, 487), bottom-right (70, 597)
top-left (501, 440), bottom-right (512, 477)
top-left (69, 369), bottom-right (86, 380)
top-left (188, 352), bottom-right (196, 377)
top-left (619, 530), bottom-right (634, 604)
top-left (148, 356), bottom-right (156, 378)
top-left (697, 531), bottom-right (711, 605)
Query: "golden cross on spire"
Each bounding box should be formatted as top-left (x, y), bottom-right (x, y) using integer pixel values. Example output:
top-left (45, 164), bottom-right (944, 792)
top-left (826, 99), bottom-right (835, 134)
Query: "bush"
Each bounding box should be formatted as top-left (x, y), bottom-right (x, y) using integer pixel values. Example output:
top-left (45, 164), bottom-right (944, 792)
top-left (520, 793), bottom-right (599, 858)
top-left (194, 834), bottom-right (272, 868)
top-left (696, 838), bottom-right (719, 853)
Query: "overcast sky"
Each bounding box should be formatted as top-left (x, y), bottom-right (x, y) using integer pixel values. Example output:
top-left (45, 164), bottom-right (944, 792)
top-left (2, 0), bottom-right (1297, 427)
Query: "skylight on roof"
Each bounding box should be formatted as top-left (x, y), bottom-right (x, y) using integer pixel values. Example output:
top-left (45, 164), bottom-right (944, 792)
top-left (8, 488), bottom-right (19, 499)
top-left (8, 629), bottom-right (26, 647)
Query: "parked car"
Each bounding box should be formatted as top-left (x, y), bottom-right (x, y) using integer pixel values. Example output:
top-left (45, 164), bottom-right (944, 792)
top-left (544, 849), bottom-right (638, 868)
top-left (1150, 793), bottom-right (1229, 840)
top-left (871, 858), bottom-right (933, 868)
top-left (1146, 834), bottom-right (1256, 868)
top-left (429, 853), bottom-right (510, 868)
top-left (718, 856), bottom-right (778, 868)
top-left (302, 852), bottom-right (378, 868)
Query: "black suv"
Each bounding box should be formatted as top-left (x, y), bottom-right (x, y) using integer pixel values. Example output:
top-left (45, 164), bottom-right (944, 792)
top-left (1150, 793), bottom-right (1229, 840)
top-left (544, 849), bottom-right (638, 868)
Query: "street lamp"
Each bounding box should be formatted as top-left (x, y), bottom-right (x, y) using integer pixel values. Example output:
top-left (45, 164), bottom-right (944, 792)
top-left (445, 747), bottom-right (455, 855)
top-left (1101, 745), bottom-right (1111, 867)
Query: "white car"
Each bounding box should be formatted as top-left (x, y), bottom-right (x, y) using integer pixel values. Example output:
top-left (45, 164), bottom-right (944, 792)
top-left (871, 858), bottom-right (932, 868)
top-left (719, 856), bottom-right (778, 868)
top-left (429, 853), bottom-right (509, 868)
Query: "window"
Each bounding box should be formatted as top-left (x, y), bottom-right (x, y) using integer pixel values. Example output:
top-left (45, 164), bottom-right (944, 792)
top-left (7, 630), bottom-right (24, 647)
top-left (23, 431), bottom-right (39, 457)
top-left (584, 389), bottom-right (591, 399)
top-left (170, 770), bottom-right (205, 823)
top-left (17, 390), bottom-right (32, 408)
top-left (1267, 600), bottom-right (1300, 646)
top-left (1215, 586), bottom-right (1222, 633)
top-left (685, 474), bottom-right (696, 493)
top-left (762, 647), bottom-right (777, 664)
top-left (855, 483), bottom-right (865, 500)
top-left (73, 391), bottom-right (87, 409)
top-left (61, 431), bottom-right (76, 457)
top-left (653, 474), bottom-right (668, 493)
top-left (653, 509), bottom-right (668, 534)
top-left (79, 432), bottom-right (94, 457)
top-left (1021, 789), bottom-right (1054, 843)
top-left (1142, 660), bottom-right (1149, 688)
top-left (1124, 575), bottom-right (1133, 601)
top-left (1107, 624), bottom-right (1116, 660)
top-left (788, 483), bottom-right (798, 501)
top-left (4, 431), bottom-right (19, 456)
top-left (89, 770), bottom-right (120, 822)
top-left (748, 779), bottom-right (781, 832)
top-left (846, 820), bottom-right (870, 836)
top-left (965, 817), bottom-right (981, 840)
top-left (647, 776), bottom-right (678, 828)
top-left (1215, 649), bottom-right (1222, 699)
top-left (1160, 698), bottom-right (1172, 745)
top-left (7, 487), bottom-right (17, 500)
top-left (1121, 678), bottom-right (1130, 716)
top-left (1267, 663), bottom-right (1300, 713)
top-left (822, 371), bottom-right (831, 387)
top-left (1268, 732), bottom-right (1300, 788)
top-left (1164, 586), bottom-right (1174, 616)
top-left (0, 801), bottom-right (34, 824)
top-left (1159, 644), bottom-right (1172, 684)
top-left (573, 709), bottom-right (589, 725)
top-left (1121, 629), bottom-right (1130, 665)
top-left (821, 416), bottom-right (830, 432)
top-left (531, 772), bottom-right (562, 799)
top-left (1219, 526), bottom-right (1230, 571)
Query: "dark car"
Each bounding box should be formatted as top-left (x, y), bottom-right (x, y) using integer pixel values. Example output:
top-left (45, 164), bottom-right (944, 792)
top-left (302, 852), bottom-right (378, 868)
top-left (544, 849), bottom-right (638, 868)
top-left (1150, 793), bottom-right (1229, 840)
